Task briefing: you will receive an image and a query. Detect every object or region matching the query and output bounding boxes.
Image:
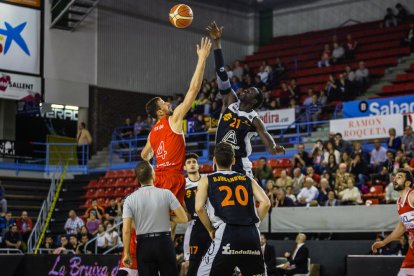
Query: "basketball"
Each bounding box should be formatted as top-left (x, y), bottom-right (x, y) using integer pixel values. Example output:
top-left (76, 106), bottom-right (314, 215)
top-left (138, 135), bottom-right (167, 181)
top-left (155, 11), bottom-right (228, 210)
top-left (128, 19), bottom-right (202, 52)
top-left (169, 4), bottom-right (193, 28)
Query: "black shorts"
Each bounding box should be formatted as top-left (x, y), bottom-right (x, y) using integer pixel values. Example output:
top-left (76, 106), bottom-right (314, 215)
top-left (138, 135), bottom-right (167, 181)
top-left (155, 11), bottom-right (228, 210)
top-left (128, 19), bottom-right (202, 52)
top-left (184, 219), bottom-right (211, 262)
top-left (197, 223), bottom-right (265, 276)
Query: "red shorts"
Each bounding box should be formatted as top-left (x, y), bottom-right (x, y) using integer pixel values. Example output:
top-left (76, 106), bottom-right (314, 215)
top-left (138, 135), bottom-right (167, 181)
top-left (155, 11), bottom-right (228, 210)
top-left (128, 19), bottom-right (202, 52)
top-left (154, 171), bottom-right (186, 205)
top-left (402, 246), bottom-right (414, 268)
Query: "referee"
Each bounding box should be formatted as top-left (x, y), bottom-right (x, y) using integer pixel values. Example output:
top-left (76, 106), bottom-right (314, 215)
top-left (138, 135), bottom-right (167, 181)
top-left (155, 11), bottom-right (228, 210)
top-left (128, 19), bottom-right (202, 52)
top-left (122, 161), bottom-right (188, 276)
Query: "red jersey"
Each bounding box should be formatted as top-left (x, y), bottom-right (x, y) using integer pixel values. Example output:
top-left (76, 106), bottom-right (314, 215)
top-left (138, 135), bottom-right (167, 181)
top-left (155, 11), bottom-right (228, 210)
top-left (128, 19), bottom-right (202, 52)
top-left (149, 116), bottom-right (185, 173)
top-left (397, 189), bottom-right (414, 269)
top-left (120, 231), bottom-right (138, 270)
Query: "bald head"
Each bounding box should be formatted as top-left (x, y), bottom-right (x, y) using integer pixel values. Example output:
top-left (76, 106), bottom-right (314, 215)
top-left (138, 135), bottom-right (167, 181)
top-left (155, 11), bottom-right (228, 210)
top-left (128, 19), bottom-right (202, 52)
top-left (296, 233), bottom-right (306, 244)
top-left (339, 163), bottom-right (347, 173)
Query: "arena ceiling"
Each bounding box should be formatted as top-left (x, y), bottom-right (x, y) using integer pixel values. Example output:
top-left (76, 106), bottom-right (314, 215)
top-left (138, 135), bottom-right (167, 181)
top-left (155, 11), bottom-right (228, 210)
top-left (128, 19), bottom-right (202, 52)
top-left (190, 0), bottom-right (321, 12)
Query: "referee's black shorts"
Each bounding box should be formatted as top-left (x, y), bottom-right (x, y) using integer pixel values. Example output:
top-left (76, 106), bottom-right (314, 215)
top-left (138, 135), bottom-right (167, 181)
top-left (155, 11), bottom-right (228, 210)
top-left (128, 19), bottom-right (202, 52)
top-left (136, 233), bottom-right (178, 276)
top-left (197, 223), bottom-right (266, 276)
top-left (184, 219), bottom-right (211, 276)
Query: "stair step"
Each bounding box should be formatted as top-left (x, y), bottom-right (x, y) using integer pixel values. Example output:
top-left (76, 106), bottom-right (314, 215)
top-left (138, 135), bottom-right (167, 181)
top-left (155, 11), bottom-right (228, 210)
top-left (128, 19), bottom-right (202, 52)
top-left (5, 194), bottom-right (45, 200)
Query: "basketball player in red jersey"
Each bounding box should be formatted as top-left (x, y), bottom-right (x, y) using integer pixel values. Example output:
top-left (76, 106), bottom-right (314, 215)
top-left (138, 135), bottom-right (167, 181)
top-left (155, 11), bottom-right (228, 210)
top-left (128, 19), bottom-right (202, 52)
top-left (119, 224), bottom-right (138, 276)
top-left (372, 169), bottom-right (414, 276)
top-left (141, 37), bottom-right (212, 206)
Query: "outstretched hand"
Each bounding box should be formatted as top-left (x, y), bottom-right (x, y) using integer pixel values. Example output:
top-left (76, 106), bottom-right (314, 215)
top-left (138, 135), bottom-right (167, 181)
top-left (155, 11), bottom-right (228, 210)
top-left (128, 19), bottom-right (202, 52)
top-left (206, 21), bottom-right (223, 40)
top-left (196, 37), bottom-right (212, 59)
top-left (275, 145), bottom-right (285, 155)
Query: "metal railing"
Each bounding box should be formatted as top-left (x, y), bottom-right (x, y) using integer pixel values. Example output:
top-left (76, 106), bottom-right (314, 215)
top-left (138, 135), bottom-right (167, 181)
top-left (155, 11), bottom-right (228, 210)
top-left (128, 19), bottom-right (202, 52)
top-left (84, 221), bottom-right (123, 254)
top-left (0, 248), bottom-right (24, 254)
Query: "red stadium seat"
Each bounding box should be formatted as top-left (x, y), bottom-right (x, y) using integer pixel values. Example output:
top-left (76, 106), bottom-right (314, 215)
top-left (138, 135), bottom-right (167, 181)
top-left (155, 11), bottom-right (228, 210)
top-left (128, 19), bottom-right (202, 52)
top-left (272, 168), bottom-right (283, 178)
top-left (94, 188), bottom-right (106, 198)
top-left (113, 187), bottom-right (125, 197)
top-left (252, 159), bottom-right (261, 170)
top-left (124, 187), bottom-right (134, 196)
top-left (199, 164), bottom-right (214, 173)
top-left (83, 189), bottom-right (95, 199)
top-left (114, 178), bottom-right (126, 187)
top-left (104, 187), bottom-right (114, 197)
top-left (267, 159), bottom-right (279, 169)
top-left (96, 198), bottom-right (106, 206)
top-left (84, 179), bottom-right (99, 189)
top-left (80, 199), bottom-right (93, 210)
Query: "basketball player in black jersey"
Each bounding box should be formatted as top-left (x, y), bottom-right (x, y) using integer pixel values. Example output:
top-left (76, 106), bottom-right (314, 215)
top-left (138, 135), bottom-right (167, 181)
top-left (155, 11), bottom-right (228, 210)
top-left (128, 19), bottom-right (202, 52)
top-left (195, 142), bottom-right (271, 275)
top-left (207, 21), bottom-right (285, 177)
top-left (182, 153), bottom-right (211, 276)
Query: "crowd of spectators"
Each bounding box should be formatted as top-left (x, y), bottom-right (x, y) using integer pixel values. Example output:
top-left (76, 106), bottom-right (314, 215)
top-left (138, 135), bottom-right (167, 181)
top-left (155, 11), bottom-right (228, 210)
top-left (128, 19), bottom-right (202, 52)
top-left (257, 126), bottom-right (414, 208)
top-left (0, 210), bottom-right (33, 252)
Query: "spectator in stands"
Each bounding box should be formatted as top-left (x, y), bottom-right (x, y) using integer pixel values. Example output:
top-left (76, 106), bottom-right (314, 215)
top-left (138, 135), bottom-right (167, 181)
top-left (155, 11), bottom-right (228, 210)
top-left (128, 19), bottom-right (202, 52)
top-left (139, 117), bottom-right (154, 135)
top-left (303, 88), bottom-right (314, 106)
top-left (43, 236), bottom-right (56, 253)
top-left (224, 65), bottom-right (233, 79)
top-left (272, 57), bottom-right (286, 82)
top-left (345, 65), bottom-right (356, 82)
top-left (319, 89), bottom-right (328, 107)
top-left (308, 94), bottom-right (322, 123)
top-left (257, 65), bottom-right (269, 85)
top-left (4, 224), bottom-right (25, 252)
top-left (370, 139), bottom-right (388, 172)
top-left (105, 199), bottom-right (120, 225)
top-left (232, 60), bottom-right (244, 80)
top-left (230, 76), bottom-right (242, 92)
top-left (335, 163), bottom-right (352, 193)
top-left (276, 170), bottom-right (292, 189)
top-left (384, 7), bottom-right (398, 27)
top-left (355, 61), bottom-right (369, 95)
top-left (260, 234), bottom-right (277, 276)
top-left (77, 225), bottom-right (93, 241)
top-left (288, 79), bottom-right (300, 101)
top-left (285, 186), bottom-right (297, 204)
top-left (0, 212), bottom-right (15, 237)
top-left (77, 122), bottom-right (92, 165)
top-left (325, 191), bottom-right (340, 206)
top-left (402, 126), bottom-right (414, 157)
top-left (293, 143), bottom-right (312, 172)
top-left (385, 175), bottom-right (400, 204)
top-left (133, 115), bottom-right (143, 136)
top-left (0, 181), bottom-right (6, 214)
top-left (266, 182), bottom-right (277, 208)
top-left (292, 168), bottom-right (305, 195)
top-left (278, 233), bottom-right (309, 275)
top-left (255, 157), bottom-right (274, 188)
top-left (275, 189), bottom-right (295, 208)
top-left (68, 235), bottom-right (79, 252)
top-left (210, 100), bottom-right (221, 120)
top-left (353, 141), bottom-right (370, 164)
top-left (325, 154), bottom-right (339, 178)
top-left (306, 166), bottom-right (321, 184)
top-left (400, 234), bottom-right (409, 255)
top-left (332, 42), bottom-right (345, 64)
top-left (193, 114), bottom-right (208, 132)
top-left (86, 211), bottom-right (101, 236)
top-left (297, 178), bottom-right (319, 206)
top-left (64, 210), bottom-right (84, 235)
top-left (16, 211), bottom-right (32, 242)
top-left (325, 74), bottom-right (338, 100)
top-left (350, 153), bottom-right (368, 190)
top-left (289, 99), bottom-right (302, 124)
top-left (84, 199), bottom-right (104, 220)
top-left (345, 34), bottom-right (358, 59)
top-left (335, 132), bottom-right (353, 154)
top-left (383, 151), bottom-right (397, 174)
top-left (395, 3), bottom-right (408, 24)
top-left (278, 82), bottom-right (290, 107)
top-left (387, 127), bottom-right (402, 152)
top-left (77, 234), bottom-right (93, 254)
top-left (339, 178), bottom-right (362, 205)
top-left (317, 178), bottom-right (331, 206)
top-left (175, 235), bottom-right (185, 267)
top-left (105, 223), bottom-right (121, 252)
top-left (318, 44), bottom-right (331, 67)
top-left (336, 73), bottom-right (352, 100)
top-left (96, 223), bottom-right (108, 253)
top-left (120, 117), bottom-right (134, 140)
top-left (341, 151), bottom-right (352, 169)
top-left (402, 23), bottom-right (414, 52)
top-left (323, 141), bottom-right (341, 166)
top-left (396, 149), bottom-right (409, 169)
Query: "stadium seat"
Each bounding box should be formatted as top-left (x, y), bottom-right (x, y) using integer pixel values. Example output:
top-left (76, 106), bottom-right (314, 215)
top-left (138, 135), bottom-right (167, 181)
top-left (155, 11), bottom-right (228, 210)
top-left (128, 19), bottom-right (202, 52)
top-left (84, 179), bottom-right (99, 189)
top-left (124, 187), bottom-right (134, 196)
top-left (104, 187), bottom-right (114, 197)
top-left (83, 189), bottom-right (95, 199)
top-left (105, 170), bottom-right (118, 178)
top-left (267, 159), bottom-right (279, 169)
top-left (114, 187), bottom-right (125, 197)
top-left (94, 188), bottom-right (106, 198)
top-left (114, 177), bottom-right (126, 187)
top-left (200, 164), bottom-right (214, 173)
top-left (96, 198), bottom-right (106, 206)
top-left (80, 199), bottom-right (93, 209)
top-left (252, 159), bottom-right (261, 170)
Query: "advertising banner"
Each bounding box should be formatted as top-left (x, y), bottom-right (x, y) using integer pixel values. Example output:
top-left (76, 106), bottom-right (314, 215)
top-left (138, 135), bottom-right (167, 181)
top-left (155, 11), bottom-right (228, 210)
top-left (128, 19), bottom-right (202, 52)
top-left (257, 108), bottom-right (295, 130)
top-left (329, 114), bottom-right (404, 141)
top-left (0, 71), bottom-right (41, 100)
top-left (2, 0), bottom-right (41, 8)
top-left (0, 2), bottom-right (41, 74)
top-left (342, 95), bottom-right (414, 118)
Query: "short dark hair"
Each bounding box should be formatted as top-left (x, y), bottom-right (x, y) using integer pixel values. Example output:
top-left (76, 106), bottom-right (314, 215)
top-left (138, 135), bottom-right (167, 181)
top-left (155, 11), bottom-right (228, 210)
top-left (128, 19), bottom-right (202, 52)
top-left (335, 132), bottom-right (342, 137)
top-left (185, 153), bottom-right (199, 162)
top-left (70, 234), bottom-right (77, 240)
top-left (398, 169), bottom-right (414, 187)
top-left (146, 97), bottom-right (162, 119)
top-left (214, 142), bottom-right (235, 168)
top-left (135, 161), bottom-right (154, 184)
top-left (253, 87), bottom-right (264, 109)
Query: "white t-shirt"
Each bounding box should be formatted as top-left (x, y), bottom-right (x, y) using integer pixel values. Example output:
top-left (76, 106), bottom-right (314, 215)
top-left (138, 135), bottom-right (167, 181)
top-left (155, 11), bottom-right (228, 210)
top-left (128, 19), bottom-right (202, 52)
top-left (105, 231), bottom-right (120, 247)
top-left (96, 233), bottom-right (107, 247)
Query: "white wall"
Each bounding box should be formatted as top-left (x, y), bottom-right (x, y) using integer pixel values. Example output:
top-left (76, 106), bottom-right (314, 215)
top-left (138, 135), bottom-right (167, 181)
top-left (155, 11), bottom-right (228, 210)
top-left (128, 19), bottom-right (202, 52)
top-left (97, 0), bottom-right (257, 95)
top-left (273, 0), bottom-right (414, 37)
top-left (43, 1), bottom-right (97, 107)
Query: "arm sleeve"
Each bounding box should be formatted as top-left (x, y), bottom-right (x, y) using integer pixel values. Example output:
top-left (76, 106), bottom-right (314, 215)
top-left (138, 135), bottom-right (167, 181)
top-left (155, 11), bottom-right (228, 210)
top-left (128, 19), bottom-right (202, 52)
top-left (167, 190), bottom-right (181, 210)
top-left (214, 49), bottom-right (231, 93)
top-left (122, 198), bottom-right (133, 219)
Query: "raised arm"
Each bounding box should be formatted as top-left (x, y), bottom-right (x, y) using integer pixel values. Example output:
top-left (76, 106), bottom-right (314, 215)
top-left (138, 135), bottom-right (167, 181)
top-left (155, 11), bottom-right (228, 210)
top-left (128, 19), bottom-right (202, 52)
top-left (171, 37), bottom-right (212, 130)
top-left (140, 136), bottom-right (153, 161)
top-left (207, 21), bottom-right (237, 112)
top-left (251, 177), bottom-right (271, 221)
top-left (252, 117), bottom-right (285, 155)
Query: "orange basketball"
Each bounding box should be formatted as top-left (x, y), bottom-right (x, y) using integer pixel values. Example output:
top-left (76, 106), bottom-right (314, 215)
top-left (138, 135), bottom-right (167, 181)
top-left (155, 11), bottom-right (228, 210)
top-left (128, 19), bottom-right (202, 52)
top-left (169, 4), bottom-right (193, 29)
